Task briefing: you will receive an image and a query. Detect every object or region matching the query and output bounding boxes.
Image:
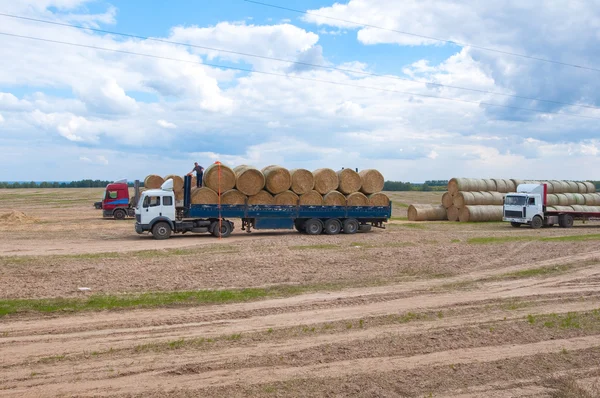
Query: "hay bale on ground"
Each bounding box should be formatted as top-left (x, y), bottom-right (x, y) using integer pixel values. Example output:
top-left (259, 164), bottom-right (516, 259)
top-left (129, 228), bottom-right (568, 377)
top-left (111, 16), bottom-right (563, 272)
top-left (453, 191), bottom-right (474, 208)
top-left (190, 187), bottom-right (218, 204)
top-left (458, 206), bottom-right (503, 222)
top-left (407, 204), bottom-right (447, 221)
top-left (359, 169), bottom-right (384, 194)
top-left (346, 192), bottom-right (369, 206)
top-left (368, 192), bottom-right (389, 207)
top-left (323, 190), bottom-right (346, 206)
top-left (447, 206), bottom-right (459, 222)
top-left (313, 168), bottom-right (338, 194)
top-left (262, 165), bottom-right (292, 195)
top-left (164, 175), bottom-right (184, 192)
top-left (584, 182), bottom-right (596, 193)
top-left (0, 210), bottom-right (39, 224)
top-left (274, 190), bottom-right (299, 206)
top-left (221, 189), bottom-right (247, 205)
top-left (203, 164), bottom-right (236, 193)
top-left (289, 169), bottom-right (314, 195)
top-left (144, 175), bottom-right (164, 190)
top-left (248, 190), bottom-right (274, 205)
top-left (234, 165), bottom-right (265, 196)
top-left (337, 169), bottom-right (362, 194)
top-left (442, 192), bottom-right (453, 208)
top-left (299, 190), bottom-right (323, 206)
top-left (447, 178), bottom-right (487, 195)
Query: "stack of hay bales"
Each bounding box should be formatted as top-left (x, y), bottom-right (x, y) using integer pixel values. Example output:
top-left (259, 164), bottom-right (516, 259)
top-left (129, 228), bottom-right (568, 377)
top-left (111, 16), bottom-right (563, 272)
top-left (409, 178), bottom-right (598, 222)
top-left (143, 165), bottom-right (389, 207)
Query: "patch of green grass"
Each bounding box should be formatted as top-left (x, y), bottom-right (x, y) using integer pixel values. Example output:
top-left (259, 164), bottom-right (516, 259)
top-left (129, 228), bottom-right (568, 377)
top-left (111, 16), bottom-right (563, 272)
top-left (542, 234), bottom-right (600, 242)
top-left (394, 223), bottom-right (425, 229)
top-left (527, 314), bottom-right (536, 324)
top-left (389, 216), bottom-right (408, 221)
top-left (468, 233), bottom-right (600, 245)
top-left (290, 244), bottom-right (339, 250)
top-left (392, 201), bottom-right (409, 208)
top-left (497, 264), bottom-right (572, 280)
top-left (450, 239), bottom-right (460, 243)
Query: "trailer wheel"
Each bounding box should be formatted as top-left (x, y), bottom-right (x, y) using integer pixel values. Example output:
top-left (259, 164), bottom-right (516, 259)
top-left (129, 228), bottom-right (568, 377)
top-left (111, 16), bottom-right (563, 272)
top-left (530, 216), bottom-right (543, 229)
top-left (212, 221), bottom-right (233, 238)
top-left (559, 214), bottom-right (574, 228)
top-left (510, 222), bottom-right (521, 228)
top-left (152, 222), bottom-right (172, 240)
top-left (343, 219), bottom-right (359, 234)
top-left (304, 219), bottom-right (323, 235)
top-left (324, 219), bottom-right (342, 235)
top-left (113, 209), bottom-right (127, 220)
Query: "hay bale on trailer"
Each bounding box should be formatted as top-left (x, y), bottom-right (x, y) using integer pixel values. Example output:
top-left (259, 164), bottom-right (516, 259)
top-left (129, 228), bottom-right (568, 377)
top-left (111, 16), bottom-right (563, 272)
top-left (359, 169), bottom-right (384, 195)
top-left (407, 204), bottom-right (448, 221)
top-left (190, 187), bottom-right (218, 204)
top-left (584, 182), bottom-right (596, 193)
top-left (203, 164), bottom-right (236, 193)
top-left (174, 189), bottom-right (184, 202)
top-left (566, 181), bottom-right (579, 193)
top-left (572, 193), bottom-right (586, 205)
top-left (458, 206), bottom-right (503, 222)
top-left (583, 193), bottom-right (600, 206)
top-left (313, 168), bottom-right (338, 194)
top-left (289, 169), bottom-right (314, 195)
top-left (234, 165), bottom-right (265, 196)
top-left (323, 190), bottom-right (346, 206)
top-left (346, 192), bottom-right (369, 206)
top-left (221, 189), bottom-right (247, 205)
top-left (576, 182), bottom-right (588, 194)
top-left (483, 179), bottom-right (497, 191)
top-left (447, 206), bottom-right (459, 222)
top-left (492, 178), bottom-right (508, 193)
top-left (546, 194), bottom-right (559, 206)
top-left (337, 169), bottom-right (362, 194)
top-left (442, 192), bottom-right (454, 208)
top-left (262, 165), bottom-right (292, 195)
top-left (248, 190), bottom-right (274, 205)
top-left (299, 190), bottom-right (323, 206)
top-left (274, 190), bottom-right (299, 206)
top-left (368, 192), bottom-right (389, 206)
top-left (164, 175), bottom-right (184, 192)
top-left (144, 175), bottom-right (164, 190)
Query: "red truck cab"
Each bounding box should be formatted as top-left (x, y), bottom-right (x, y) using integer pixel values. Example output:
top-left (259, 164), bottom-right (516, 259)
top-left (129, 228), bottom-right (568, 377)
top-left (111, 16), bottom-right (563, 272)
top-left (95, 179), bottom-right (139, 220)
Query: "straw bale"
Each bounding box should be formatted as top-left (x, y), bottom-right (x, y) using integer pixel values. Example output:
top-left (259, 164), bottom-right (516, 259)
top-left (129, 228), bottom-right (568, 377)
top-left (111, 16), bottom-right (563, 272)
top-left (299, 190), bottom-right (323, 206)
top-left (442, 192), bottom-right (454, 208)
top-left (566, 181), bottom-right (579, 193)
top-left (564, 193), bottom-right (578, 205)
top-left (190, 187), bottom-right (218, 204)
top-left (346, 192), bottom-right (369, 206)
top-left (174, 189), bottom-right (184, 202)
top-left (583, 193), bottom-right (600, 206)
top-left (471, 191), bottom-right (486, 205)
top-left (144, 175), bottom-right (164, 190)
top-left (289, 169), bottom-right (315, 195)
top-left (313, 168), bottom-right (339, 194)
top-left (552, 206), bottom-right (575, 212)
top-left (458, 205), bottom-right (503, 222)
top-left (576, 182), bottom-right (587, 194)
top-left (573, 193), bottom-right (586, 205)
top-left (358, 169), bottom-right (384, 194)
top-left (483, 179), bottom-right (497, 191)
top-left (262, 165), bottom-right (292, 194)
top-left (368, 192), bottom-right (389, 207)
top-left (541, 181), bottom-right (554, 194)
top-left (584, 182), bottom-right (596, 193)
top-left (248, 190), bottom-right (274, 205)
top-left (570, 205), bottom-right (585, 212)
top-left (337, 169), bottom-right (362, 194)
top-left (453, 191), bottom-right (473, 208)
top-left (234, 165), bottom-right (265, 196)
top-left (492, 179), bottom-right (508, 193)
top-left (511, 179), bottom-right (525, 190)
top-left (323, 190), bottom-right (346, 206)
top-left (550, 180), bottom-right (567, 193)
top-left (448, 178), bottom-right (484, 194)
top-left (546, 194), bottom-right (559, 206)
top-left (274, 190), bottom-right (299, 206)
top-left (407, 204), bottom-right (448, 221)
top-left (221, 189), bottom-right (247, 205)
top-left (203, 164), bottom-right (236, 193)
top-left (505, 179), bottom-right (517, 193)
top-left (191, 176), bottom-right (197, 188)
top-left (447, 206), bottom-right (459, 222)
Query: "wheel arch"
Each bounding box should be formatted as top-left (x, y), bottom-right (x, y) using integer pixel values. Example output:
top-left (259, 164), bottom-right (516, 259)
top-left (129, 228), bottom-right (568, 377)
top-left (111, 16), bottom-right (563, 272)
top-left (149, 217), bottom-right (174, 231)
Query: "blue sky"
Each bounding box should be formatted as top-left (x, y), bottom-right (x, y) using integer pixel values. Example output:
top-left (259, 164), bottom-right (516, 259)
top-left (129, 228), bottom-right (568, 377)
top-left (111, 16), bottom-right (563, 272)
top-left (0, 0), bottom-right (599, 182)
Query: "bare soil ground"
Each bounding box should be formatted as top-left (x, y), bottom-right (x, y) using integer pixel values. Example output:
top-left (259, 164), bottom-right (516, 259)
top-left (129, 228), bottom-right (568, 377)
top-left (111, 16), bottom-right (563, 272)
top-left (1, 188), bottom-right (600, 397)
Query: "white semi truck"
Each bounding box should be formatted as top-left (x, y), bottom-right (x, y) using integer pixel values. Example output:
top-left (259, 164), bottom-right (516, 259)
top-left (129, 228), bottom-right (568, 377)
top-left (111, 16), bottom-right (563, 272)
top-left (503, 183), bottom-right (600, 229)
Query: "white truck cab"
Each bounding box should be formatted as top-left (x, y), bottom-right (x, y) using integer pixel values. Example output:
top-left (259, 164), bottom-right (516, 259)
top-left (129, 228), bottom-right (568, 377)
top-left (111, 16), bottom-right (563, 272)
top-left (135, 179), bottom-right (177, 238)
top-left (503, 184), bottom-right (552, 228)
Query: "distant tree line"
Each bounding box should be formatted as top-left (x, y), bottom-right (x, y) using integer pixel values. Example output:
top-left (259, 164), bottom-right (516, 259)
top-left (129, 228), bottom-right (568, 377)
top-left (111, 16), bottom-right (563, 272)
top-left (0, 180), bottom-right (143, 189)
top-left (383, 180), bottom-right (448, 192)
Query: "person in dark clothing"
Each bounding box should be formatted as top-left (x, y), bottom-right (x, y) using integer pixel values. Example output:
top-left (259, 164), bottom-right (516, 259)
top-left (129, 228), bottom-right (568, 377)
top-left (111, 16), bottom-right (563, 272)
top-left (188, 162), bottom-right (204, 187)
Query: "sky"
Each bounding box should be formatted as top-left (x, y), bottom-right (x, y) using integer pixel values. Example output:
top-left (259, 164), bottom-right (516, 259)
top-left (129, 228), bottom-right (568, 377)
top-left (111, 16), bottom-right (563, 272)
top-left (0, 0), bottom-right (599, 182)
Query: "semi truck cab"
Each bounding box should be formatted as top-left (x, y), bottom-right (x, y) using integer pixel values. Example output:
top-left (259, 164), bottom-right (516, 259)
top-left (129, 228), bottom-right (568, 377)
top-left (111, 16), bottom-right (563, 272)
top-left (135, 180), bottom-right (176, 235)
top-left (95, 179), bottom-right (140, 220)
top-left (503, 183), bottom-right (562, 228)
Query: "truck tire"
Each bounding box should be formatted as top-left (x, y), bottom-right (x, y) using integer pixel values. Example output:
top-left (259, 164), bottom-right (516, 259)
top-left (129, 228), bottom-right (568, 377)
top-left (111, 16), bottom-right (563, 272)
top-left (324, 219), bottom-right (342, 235)
top-left (510, 222), bottom-right (521, 228)
top-left (304, 219), bottom-right (323, 235)
top-left (530, 216), bottom-right (543, 229)
top-left (294, 219), bottom-right (306, 233)
top-left (343, 219), bottom-right (359, 234)
top-left (559, 214), bottom-right (574, 228)
top-left (113, 209), bottom-right (127, 220)
top-left (152, 222), bottom-right (172, 240)
top-left (212, 221), bottom-right (233, 238)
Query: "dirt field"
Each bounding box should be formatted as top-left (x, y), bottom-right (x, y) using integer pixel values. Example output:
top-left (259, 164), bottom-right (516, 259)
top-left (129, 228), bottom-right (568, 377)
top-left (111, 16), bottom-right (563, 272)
top-left (1, 188), bottom-right (600, 397)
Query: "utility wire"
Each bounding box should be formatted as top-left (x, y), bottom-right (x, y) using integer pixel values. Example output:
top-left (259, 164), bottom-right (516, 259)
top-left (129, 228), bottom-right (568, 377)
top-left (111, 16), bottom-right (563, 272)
top-left (1, 31), bottom-right (599, 121)
top-left (244, 0), bottom-right (600, 73)
top-left (0, 12), bottom-right (597, 110)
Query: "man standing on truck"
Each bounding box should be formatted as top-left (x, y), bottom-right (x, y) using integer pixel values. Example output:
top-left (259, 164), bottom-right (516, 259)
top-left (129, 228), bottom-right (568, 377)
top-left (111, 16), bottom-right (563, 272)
top-left (188, 162), bottom-right (204, 187)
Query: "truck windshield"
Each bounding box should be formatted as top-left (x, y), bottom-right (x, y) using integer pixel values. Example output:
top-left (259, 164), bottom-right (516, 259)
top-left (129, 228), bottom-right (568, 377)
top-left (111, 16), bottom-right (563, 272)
top-left (504, 196), bottom-right (526, 206)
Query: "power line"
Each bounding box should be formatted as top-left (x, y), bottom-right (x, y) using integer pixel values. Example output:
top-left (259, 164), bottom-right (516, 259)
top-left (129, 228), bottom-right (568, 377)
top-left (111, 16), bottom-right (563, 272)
top-left (244, 0), bottom-right (600, 73)
top-left (0, 12), bottom-right (597, 111)
top-left (1, 31), bottom-right (599, 121)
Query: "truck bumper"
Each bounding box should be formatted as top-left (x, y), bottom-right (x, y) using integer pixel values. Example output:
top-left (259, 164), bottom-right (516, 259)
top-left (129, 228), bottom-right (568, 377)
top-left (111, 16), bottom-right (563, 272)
top-left (135, 223), bottom-right (150, 234)
top-left (503, 217), bottom-right (527, 223)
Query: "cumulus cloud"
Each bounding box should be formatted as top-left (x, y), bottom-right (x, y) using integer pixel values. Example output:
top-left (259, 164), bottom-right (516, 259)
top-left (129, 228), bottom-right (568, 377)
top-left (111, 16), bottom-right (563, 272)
top-left (0, 114), bottom-right (4, 123)
top-left (157, 119), bottom-right (177, 129)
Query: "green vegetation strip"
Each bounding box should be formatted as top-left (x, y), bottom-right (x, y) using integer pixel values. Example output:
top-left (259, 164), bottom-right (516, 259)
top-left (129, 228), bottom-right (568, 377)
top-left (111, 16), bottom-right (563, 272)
top-left (468, 233), bottom-right (600, 244)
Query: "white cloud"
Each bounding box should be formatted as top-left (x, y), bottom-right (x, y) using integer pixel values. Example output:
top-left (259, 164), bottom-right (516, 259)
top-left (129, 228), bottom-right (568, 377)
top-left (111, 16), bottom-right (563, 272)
top-left (79, 156), bottom-right (91, 162)
top-left (97, 155), bottom-right (109, 165)
top-left (0, 114), bottom-right (4, 123)
top-left (157, 119), bottom-right (177, 129)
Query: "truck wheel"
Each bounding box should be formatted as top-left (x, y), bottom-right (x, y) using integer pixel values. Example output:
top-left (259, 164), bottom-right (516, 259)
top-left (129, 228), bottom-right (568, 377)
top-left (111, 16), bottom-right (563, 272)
top-left (152, 222), bottom-right (172, 240)
top-left (294, 219), bottom-right (306, 233)
top-left (324, 219), bottom-right (342, 235)
top-left (304, 219), bottom-right (323, 235)
top-left (212, 221), bottom-right (233, 238)
top-left (113, 209), bottom-right (126, 220)
top-left (530, 216), bottom-right (543, 229)
top-left (343, 219), bottom-right (359, 234)
top-left (510, 222), bottom-right (521, 228)
top-left (559, 214), bottom-right (574, 228)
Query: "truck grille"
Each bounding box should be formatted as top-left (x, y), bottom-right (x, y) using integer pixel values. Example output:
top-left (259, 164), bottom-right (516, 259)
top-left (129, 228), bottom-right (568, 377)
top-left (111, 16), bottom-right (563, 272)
top-left (505, 210), bottom-right (523, 218)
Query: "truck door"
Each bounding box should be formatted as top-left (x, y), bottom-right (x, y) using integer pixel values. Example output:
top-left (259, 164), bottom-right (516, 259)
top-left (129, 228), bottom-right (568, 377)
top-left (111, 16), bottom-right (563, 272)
top-left (161, 194), bottom-right (176, 221)
top-left (142, 195), bottom-right (163, 221)
top-left (525, 196), bottom-right (541, 221)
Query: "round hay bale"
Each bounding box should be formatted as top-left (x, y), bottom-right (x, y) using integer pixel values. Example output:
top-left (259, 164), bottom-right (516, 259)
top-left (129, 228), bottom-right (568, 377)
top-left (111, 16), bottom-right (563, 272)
top-left (447, 206), bottom-right (459, 222)
top-left (164, 175), bottom-right (184, 192)
top-left (346, 192), bottom-right (369, 206)
top-left (505, 179), bottom-right (516, 193)
top-left (221, 189), bottom-right (247, 205)
top-left (458, 206), bottom-right (503, 222)
top-left (453, 191), bottom-right (474, 208)
top-left (313, 168), bottom-right (339, 194)
top-left (566, 181), bottom-right (579, 193)
top-left (471, 192), bottom-right (486, 205)
top-left (359, 169), bottom-right (384, 194)
top-left (299, 190), bottom-right (323, 206)
top-left (190, 187), bottom-right (218, 205)
top-left (576, 182), bottom-right (587, 194)
top-left (546, 206), bottom-right (557, 212)
top-left (203, 164), bottom-right (236, 193)
top-left (442, 192), bottom-right (454, 208)
top-left (556, 194), bottom-right (570, 206)
top-left (174, 189), bottom-right (184, 202)
top-left (483, 179), bottom-right (497, 192)
top-left (262, 165), bottom-right (292, 195)
top-left (191, 176), bottom-right (197, 188)
top-left (479, 191), bottom-right (495, 204)
top-left (570, 205), bottom-right (586, 212)
top-left (489, 191), bottom-right (505, 205)
top-left (546, 194), bottom-right (559, 206)
top-left (289, 169), bottom-right (315, 195)
top-left (337, 169), bottom-right (362, 194)
top-left (563, 193), bottom-right (577, 205)
top-left (541, 181), bottom-right (554, 194)
top-left (368, 192), bottom-right (389, 207)
top-left (583, 193), bottom-right (600, 206)
top-left (248, 190), bottom-right (274, 205)
top-left (234, 165), bottom-right (265, 196)
top-left (550, 180), bottom-right (566, 193)
top-left (511, 179), bottom-right (525, 190)
top-left (323, 190), bottom-right (346, 206)
top-left (553, 206), bottom-right (574, 212)
top-left (274, 190), bottom-right (299, 206)
top-left (492, 179), bottom-right (508, 193)
top-left (144, 175), bottom-right (164, 189)
top-left (584, 182), bottom-right (596, 193)
top-left (448, 178), bottom-right (483, 194)
top-left (573, 193), bottom-right (586, 205)
top-left (407, 204), bottom-right (447, 221)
